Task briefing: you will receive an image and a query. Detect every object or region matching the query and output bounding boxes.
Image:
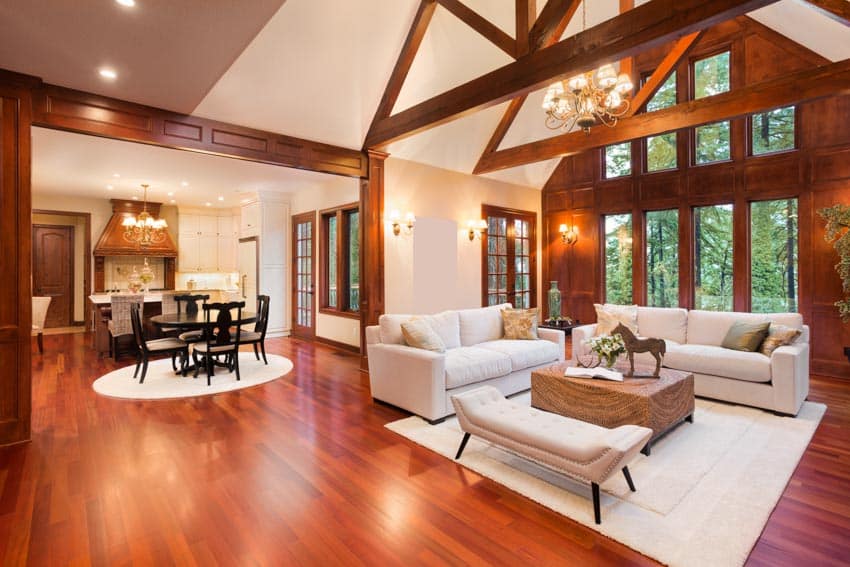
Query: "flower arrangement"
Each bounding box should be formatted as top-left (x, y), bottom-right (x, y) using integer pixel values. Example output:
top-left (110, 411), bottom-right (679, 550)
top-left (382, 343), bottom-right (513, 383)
top-left (585, 333), bottom-right (626, 368)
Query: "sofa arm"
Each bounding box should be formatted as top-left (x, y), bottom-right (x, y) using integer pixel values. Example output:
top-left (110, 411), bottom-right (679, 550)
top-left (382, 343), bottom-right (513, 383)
top-left (538, 328), bottom-right (566, 361)
top-left (366, 343), bottom-right (448, 421)
top-left (570, 324), bottom-right (597, 363)
top-left (770, 341), bottom-right (809, 416)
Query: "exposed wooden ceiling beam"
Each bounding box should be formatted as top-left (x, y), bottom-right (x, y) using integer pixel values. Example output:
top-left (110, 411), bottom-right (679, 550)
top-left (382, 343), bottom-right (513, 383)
top-left (803, 0), bottom-right (850, 26)
top-left (364, 0), bottom-right (778, 150)
top-left (479, 96), bottom-right (528, 158)
top-left (474, 58), bottom-right (850, 173)
top-left (516, 0), bottom-right (537, 57)
top-left (626, 31), bottom-right (703, 117)
top-left (368, 0), bottom-right (438, 129)
top-left (436, 0), bottom-right (517, 58)
top-left (528, 0), bottom-right (582, 52)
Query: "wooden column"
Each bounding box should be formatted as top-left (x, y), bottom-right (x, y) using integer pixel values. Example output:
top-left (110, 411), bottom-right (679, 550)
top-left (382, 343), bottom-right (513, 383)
top-left (359, 151), bottom-right (387, 369)
top-left (0, 73), bottom-right (35, 445)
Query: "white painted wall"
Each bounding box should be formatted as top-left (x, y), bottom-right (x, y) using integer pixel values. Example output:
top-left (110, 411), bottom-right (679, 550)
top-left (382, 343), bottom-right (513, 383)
top-left (384, 158), bottom-right (542, 315)
top-left (291, 178), bottom-right (361, 347)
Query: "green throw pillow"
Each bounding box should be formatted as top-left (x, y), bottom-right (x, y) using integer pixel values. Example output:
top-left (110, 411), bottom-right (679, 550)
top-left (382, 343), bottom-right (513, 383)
top-left (721, 321), bottom-right (771, 352)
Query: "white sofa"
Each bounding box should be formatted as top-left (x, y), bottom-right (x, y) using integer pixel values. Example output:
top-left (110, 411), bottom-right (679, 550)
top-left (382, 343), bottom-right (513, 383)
top-left (572, 307), bottom-right (810, 416)
top-left (366, 303), bottom-right (565, 422)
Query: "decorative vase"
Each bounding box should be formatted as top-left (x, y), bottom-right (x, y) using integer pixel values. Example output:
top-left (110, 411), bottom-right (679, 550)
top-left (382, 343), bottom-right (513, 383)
top-left (547, 281), bottom-right (561, 320)
top-left (139, 258), bottom-right (155, 293)
top-left (603, 354), bottom-right (618, 368)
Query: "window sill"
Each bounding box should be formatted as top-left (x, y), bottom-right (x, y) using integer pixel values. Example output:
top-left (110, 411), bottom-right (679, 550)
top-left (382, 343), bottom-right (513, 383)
top-left (747, 148), bottom-right (798, 159)
top-left (319, 308), bottom-right (361, 320)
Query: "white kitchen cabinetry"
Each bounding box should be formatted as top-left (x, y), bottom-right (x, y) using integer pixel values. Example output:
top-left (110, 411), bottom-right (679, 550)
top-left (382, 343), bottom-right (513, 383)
top-left (240, 202), bottom-right (260, 238)
top-left (179, 213), bottom-right (238, 272)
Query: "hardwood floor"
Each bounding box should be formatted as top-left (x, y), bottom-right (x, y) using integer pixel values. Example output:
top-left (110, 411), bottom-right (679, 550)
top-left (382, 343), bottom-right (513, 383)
top-left (2, 333), bottom-right (848, 565)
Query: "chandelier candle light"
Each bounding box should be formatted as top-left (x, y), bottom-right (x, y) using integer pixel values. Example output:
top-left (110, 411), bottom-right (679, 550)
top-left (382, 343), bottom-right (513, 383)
top-left (122, 184), bottom-right (168, 247)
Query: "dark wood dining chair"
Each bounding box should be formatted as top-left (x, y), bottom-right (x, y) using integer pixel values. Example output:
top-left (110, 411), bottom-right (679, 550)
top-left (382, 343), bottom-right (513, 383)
top-left (240, 295), bottom-right (270, 364)
top-left (192, 301), bottom-right (245, 386)
top-left (174, 294), bottom-right (210, 344)
top-left (130, 303), bottom-right (189, 383)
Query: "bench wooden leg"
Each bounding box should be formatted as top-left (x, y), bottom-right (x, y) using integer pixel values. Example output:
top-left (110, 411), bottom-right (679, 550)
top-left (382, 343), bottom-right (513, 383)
top-left (592, 482), bottom-right (601, 524)
top-left (455, 432), bottom-right (471, 460)
top-left (622, 466), bottom-right (636, 492)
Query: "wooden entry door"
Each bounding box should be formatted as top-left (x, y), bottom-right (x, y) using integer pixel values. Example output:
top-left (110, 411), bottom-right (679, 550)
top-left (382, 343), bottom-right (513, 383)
top-left (291, 212), bottom-right (315, 339)
top-left (32, 224), bottom-right (74, 328)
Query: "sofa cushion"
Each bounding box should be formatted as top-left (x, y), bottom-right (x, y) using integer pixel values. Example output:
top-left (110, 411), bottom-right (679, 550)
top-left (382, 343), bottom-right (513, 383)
top-left (759, 324), bottom-right (802, 356)
top-left (458, 303), bottom-right (511, 346)
top-left (664, 343), bottom-right (771, 383)
top-left (594, 303), bottom-right (638, 336)
top-left (477, 339), bottom-right (560, 371)
top-left (721, 321), bottom-right (770, 352)
top-left (401, 319), bottom-right (446, 352)
top-left (501, 308), bottom-right (539, 340)
top-left (423, 311), bottom-right (461, 349)
top-left (379, 314), bottom-right (412, 345)
top-left (636, 307), bottom-right (688, 343)
top-left (687, 310), bottom-right (803, 347)
top-left (445, 347), bottom-right (512, 389)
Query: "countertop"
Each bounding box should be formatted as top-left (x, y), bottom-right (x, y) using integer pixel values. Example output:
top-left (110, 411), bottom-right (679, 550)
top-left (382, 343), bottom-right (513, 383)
top-left (88, 289), bottom-right (240, 305)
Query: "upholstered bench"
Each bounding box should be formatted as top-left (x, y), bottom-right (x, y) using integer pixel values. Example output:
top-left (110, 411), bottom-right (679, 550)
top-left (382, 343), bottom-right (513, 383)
top-left (451, 386), bottom-right (652, 524)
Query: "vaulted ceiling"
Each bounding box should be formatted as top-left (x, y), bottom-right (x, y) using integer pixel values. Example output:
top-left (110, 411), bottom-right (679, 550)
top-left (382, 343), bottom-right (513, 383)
top-left (2, 0), bottom-right (849, 191)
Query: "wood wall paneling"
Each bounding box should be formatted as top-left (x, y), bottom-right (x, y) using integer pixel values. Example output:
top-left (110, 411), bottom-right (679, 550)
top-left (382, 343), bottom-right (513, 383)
top-left (359, 151), bottom-right (387, 368)
top-left (0, 82), bottom-right (32, 444)
top-left (32, 85), bottom-right (367, 178)
top-left (541, 17), bottom-right (850, 378)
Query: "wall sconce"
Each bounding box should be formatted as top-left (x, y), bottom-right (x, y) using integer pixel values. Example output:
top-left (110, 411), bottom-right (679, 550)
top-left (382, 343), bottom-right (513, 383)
top-left (390, 210), bottom-right (415, 236)
top-left (559, 223), bottom-right (579, 244)
top-left (467, 219), bottom-right (488, 241)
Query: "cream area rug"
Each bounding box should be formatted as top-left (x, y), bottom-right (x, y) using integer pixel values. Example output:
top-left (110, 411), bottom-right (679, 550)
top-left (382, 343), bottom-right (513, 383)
top-left (387, 393), bottom-right (825, 567)
top-left (93, 352), bottom-right (293, 400)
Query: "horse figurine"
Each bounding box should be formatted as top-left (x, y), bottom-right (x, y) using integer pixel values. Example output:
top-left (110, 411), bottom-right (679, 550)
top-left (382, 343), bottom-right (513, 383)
top-left (613, 323), bottom-right (666, 377)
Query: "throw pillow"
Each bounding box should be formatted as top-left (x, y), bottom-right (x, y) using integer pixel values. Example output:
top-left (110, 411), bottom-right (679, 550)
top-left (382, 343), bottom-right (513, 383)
top-left (501, 308), bottom-right (539, 340)
top-left (594, 303), bottom-right (638, 336)
top-left (721, 321), bottom-right (771, 352)
top-left (401, 319), bottom-right (446, 353)
top-left (759, 324), bottom-right (802, 356)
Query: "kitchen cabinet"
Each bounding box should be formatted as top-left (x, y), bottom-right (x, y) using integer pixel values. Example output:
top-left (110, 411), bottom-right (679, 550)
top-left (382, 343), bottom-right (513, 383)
top-left (240, 202), bottom-right (260, 237)
top-left (179, 213), bottom-right (238, 272)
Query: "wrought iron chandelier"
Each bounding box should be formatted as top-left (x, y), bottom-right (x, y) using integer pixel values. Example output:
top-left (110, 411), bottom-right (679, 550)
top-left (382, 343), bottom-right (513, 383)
top-left (122, 184), bottom-right (168, 247)
top-left (541, 2), bottom-right (633, 133)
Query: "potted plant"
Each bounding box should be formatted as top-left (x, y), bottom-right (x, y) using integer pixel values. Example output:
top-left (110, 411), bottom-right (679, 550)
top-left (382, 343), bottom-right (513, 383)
top-left (819, 204), bottom-right (850, 363)
top-left (819, 204), bottom-right (850, 322)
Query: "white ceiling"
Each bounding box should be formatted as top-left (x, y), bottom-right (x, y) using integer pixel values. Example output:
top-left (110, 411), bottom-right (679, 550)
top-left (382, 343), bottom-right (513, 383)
top-left (0, 0), bottom-right (284, 113)
top-left (32, 127), bottom-right (356, 208)
top-left (6, 0), bottom-right (850, 192)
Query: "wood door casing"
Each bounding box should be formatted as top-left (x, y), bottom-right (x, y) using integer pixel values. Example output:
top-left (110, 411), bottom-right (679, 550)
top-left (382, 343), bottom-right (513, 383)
top-left (32, 224), bottom-right (74, 327)
top-left (291, 212), bottom-right (316, 340)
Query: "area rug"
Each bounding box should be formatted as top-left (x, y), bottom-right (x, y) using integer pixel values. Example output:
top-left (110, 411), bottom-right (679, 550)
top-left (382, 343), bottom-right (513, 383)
top-left (93, 352), bottom-right (293, 400)
top-left (386, 394), bottom-right (825, 567)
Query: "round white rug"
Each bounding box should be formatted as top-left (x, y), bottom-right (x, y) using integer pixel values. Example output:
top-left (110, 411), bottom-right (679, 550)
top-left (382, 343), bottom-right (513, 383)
top-left (93, 352), bottom-right (293, 400)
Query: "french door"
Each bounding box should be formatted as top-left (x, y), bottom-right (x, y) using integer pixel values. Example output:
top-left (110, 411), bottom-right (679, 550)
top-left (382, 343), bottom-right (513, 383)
top-left (481, 205), bottom-right (536, 308)
top-left (291, 212), bottom-right (316, 339)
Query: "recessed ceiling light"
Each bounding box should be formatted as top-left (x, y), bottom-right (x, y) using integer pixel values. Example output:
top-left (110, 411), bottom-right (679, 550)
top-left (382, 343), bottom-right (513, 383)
top-left (116, 0), bottom-right (136, 6)
top-left (99, 68), bottom-right (118, 80)
top-left (106, 185), bottom-right (113, 190)
top-left (132, 196), bottom-right (138, 200)
top-left (167, 191), bottom-right (174, 196)
top-left (217, 196), bottom-right (224, 201)
top-left (170, 199), bottom-right (176, 204)
top-left (205, 202), bottom-right (211, 207)
top-left (113, 173), bottom-right (120, 178)
top-left (181, 181), bottom-right (189, 187)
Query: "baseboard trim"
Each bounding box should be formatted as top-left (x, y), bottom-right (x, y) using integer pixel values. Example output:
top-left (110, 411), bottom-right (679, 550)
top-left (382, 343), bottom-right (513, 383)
top-left (313, 335), bottom-right (360, 354)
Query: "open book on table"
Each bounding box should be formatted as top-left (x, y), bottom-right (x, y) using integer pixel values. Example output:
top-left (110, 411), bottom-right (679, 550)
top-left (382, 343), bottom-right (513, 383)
top-left (564, 366), bottom-right (624, 382)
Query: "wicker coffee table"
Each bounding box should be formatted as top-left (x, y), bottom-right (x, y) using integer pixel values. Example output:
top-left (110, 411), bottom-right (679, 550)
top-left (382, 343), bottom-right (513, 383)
top-left (531, 363), bottom-right (694, 455)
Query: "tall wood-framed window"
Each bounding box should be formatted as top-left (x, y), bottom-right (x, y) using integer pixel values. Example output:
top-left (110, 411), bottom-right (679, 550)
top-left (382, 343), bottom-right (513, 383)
top-left (482, 205), bottom-right (536, 308)
top-left (320, 202), bottom-right (360, 317)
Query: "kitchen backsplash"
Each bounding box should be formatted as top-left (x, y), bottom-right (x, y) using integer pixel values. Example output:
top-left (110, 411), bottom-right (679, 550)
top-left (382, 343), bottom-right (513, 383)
top-left (104, 256), bottom-right (166, 291)
top-left (175, 271), bottom-right (239, 291)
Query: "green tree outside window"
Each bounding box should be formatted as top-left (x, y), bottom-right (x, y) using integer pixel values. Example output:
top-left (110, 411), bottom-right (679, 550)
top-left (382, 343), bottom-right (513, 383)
top-left (605, 143), bottom-right (632, 178)
top-left (694, 204), bottom-right (733, 311)
top-left (605, 214), bottom-right (633, 304)
top-left (696, 121), bottom-right (731, 164)
top-left (694, 51), bottom-right (730, 99)
top-left (646, 209), bottom-right (679, 307)
top-left (751, 199), bottom-right (798, 312)
top-left (647, 132), bottom-right (678, 171)
top-left (752, 106), bottom-right (795, 155)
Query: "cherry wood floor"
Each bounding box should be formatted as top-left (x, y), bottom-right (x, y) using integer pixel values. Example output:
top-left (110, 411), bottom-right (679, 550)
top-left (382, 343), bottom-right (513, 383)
top-left (1, 333), bottom-right (849, 565)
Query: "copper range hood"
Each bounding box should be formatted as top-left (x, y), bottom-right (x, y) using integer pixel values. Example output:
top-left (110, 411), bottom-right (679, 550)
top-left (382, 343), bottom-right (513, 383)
top-left (93, 199), bottom-right (177, 291)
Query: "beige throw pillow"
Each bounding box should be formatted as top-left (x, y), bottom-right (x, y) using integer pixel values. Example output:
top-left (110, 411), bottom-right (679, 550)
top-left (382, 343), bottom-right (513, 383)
top-left (501, 308), bottom-right (539, 340)
top-left (721, 321), bottom-right (771, 352)
top-left (401, 319), bottom-right (446, 352)
top-left (759, 324), bottom-right (802, 356)
top-left (594, 303), bottom-right (638, 336)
